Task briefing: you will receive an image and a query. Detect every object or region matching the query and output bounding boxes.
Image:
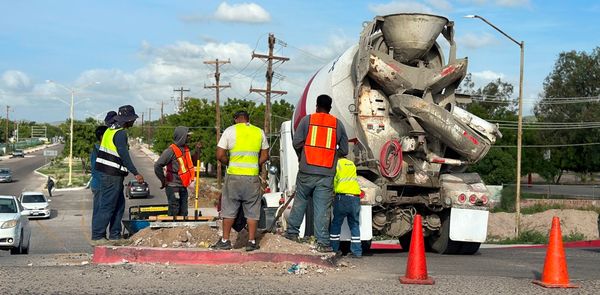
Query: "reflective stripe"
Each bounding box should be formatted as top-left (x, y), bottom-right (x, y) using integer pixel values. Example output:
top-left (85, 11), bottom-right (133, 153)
top-left (326, 127), bottom-right (333, 149)
top-left (351, 240), bottom-right (361, 243)
top-left (229, 162), bottom-right (259, 168)
top-left (351, 237), bottom-right (360, 240)
top-left (338, 177), bottom-right (358, 182)
top-left (330, 234), bottom-right (340, 238)
top-left (230, 151), bottom-right (259, 157)
top-left (309, 126), bottom-right (318, 146)
top-left (177, 157), bottom-right (187, 173)
top-left (96, 158), bottom-right (128, 172)
top-left (330, 237), bottom-right (340, 241)
top-left (98, 146), bottom-right (119, 157)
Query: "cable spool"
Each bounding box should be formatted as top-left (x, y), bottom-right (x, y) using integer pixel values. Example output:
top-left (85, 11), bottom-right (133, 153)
top-left (379, 140), bottom-right (403, 178)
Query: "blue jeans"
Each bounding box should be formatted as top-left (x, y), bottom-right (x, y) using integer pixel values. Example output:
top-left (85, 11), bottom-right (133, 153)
top-left (91, 174), bottom-right (125, 240)
top-left (330, 194), bottom-right (362, 256)
top-left (165, 186), bottom-right (189, 216)
top-left (286, 172), bottom-right (334, 246)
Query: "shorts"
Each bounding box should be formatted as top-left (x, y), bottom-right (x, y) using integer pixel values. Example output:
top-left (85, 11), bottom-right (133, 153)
top-left (221, 174), bottom-right (261, 220)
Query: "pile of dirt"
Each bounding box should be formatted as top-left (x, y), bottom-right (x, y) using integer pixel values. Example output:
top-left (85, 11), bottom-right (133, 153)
top-left (185, 179), bottom-right (220, 208)
top-left (129, 224), bottom-right (316, 254)
top-left (487, 209), bottom-right (599, 241)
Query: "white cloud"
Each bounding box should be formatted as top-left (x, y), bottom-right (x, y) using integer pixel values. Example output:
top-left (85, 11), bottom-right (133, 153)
top-left (457, 32), bottom-right (497, 49)
top-left (214, 2), bottom-right (271, 23)
top-left (1, 70), bottom-right (32, 91)
top-left (368, 1), bottom-right (434, 15)
top-left (471, 70), bottom-right (505, 81)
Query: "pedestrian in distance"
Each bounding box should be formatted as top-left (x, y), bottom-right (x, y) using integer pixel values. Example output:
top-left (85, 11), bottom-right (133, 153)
top-left (91, 105), bottom-right (144, 245)
top-left (285, 94), bottom-right (348, 253)
top-left (211, 110), bottom-right (269, 252)
top-left (154, 126), bottom-right (202, 217)
top-left (330, 156), bottom-right (363, 258)
top-left (46, 176), bottom-right (54, 198)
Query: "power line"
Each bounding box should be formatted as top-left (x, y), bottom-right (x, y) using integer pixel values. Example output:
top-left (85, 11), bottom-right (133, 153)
top-left (493, 142), bottom-right (600, 148)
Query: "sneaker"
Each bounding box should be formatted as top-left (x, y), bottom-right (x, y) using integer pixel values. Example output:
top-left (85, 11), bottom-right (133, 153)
top-left (316, 244), bottom-right (333, 253)
top-left (211, 239), bottom-right (232, 250)
top-left (283, 233), bottom-right (300, 243)
top-left (89, 238), bottom-right (109, 246)
top-left (245, 241), bottom-right (260, 252)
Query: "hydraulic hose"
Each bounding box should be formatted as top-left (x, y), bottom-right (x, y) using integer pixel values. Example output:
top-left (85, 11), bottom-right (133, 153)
top-left (379, 140), bottom-right (403, 178)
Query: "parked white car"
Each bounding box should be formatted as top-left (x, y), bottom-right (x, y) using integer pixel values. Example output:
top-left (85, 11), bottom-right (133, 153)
top-left (0, 195), bottom-right (31, 254)
top-left (20, 192), bottom-right (51, 219)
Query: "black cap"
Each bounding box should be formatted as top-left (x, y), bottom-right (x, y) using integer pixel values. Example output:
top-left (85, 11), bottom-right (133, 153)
top-left (234, 110), bottom-right (249, 120)
top-left (95, 125), bottom-right (108, 141)
top-left (115, 105), bottom-right (139, 123)
top-left (104, 111), bottom-right (117, 125)
top-left (316, 95), bottom-right (332, 111)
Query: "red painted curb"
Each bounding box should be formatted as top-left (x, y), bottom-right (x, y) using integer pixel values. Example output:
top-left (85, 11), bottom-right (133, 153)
top-left (495, 240), bottom-right (600, 249)
top-left (92, 246), bottom-right (334, 267)
top-left (370, 243), bottom-right (402, 250)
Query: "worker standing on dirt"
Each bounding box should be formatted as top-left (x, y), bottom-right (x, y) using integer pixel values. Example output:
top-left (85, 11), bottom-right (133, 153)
top-left (330, 156), bottom-right (362, 258)
top-left (92, 105), bottom-right (144, 245)
top-left (211, 110), bottom-right (269, 252)
top-left (285, 95), bottom-right (348, 253)
top-left (154, 126), bottom-right (202, 217)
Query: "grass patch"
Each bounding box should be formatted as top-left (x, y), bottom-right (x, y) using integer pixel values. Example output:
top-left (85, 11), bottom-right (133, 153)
top-left (37, 157), bottom-right (91, 188)
top-left (488, 230), bottom-right (587, 244)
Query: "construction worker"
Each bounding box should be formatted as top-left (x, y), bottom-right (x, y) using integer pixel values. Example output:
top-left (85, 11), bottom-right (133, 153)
top-left (285, 95), bottom-right (348, 252)
top-left (90, 125), bottom-right (109, 228)
top-left (92, 105), bottom-right (144, 245)
top-left (154, 126), bottom-right (202, 217)
top-left (330, 156), bottom-right (362, 258)
top-left (211, 110), bottom-right (269, 251)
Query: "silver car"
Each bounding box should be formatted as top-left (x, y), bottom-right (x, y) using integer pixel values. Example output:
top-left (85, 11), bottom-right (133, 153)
top-left (0, 195), bottom-right (31, 254)
top-left (20, 192), bottom-right (51, 219)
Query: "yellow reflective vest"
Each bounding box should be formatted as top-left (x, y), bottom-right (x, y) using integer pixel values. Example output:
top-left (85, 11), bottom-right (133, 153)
top-left (95, 128), bottom-right (128, 176)
top-left (227, 123), bottom-right (263, 176)
top-left (334, 158), bottom-right (361, 195)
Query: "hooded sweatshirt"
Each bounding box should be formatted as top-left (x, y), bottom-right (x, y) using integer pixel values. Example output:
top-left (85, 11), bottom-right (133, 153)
top-left (154, 126), bottom-right (198, 187)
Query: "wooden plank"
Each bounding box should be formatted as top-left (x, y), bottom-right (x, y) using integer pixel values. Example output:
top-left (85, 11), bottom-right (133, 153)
top-left (148, 216), bottom-right (216, 221)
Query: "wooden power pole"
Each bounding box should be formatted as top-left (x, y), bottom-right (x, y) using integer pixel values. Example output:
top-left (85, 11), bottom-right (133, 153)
top-left (204, 58), bottom-right (231, 189)
top-left (173, 87), bottom-right (190, 113)
top-left (5, 106), bottom-right (9, 153)
top-left (250, 33), bottom-right (289, 182)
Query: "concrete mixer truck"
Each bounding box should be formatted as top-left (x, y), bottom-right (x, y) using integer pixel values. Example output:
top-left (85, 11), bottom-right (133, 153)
top-left (264, 13), bottom-right (502, 255)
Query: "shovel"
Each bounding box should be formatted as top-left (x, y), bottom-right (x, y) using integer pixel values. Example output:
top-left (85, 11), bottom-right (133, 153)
top-left (264, 191), bottom-right (295, 233)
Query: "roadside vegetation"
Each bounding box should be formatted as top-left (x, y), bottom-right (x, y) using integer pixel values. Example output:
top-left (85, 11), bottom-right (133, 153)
top-left (37, 157), bottom-right (90, 188)
top-left (488, 231), bottom-right (586, 245)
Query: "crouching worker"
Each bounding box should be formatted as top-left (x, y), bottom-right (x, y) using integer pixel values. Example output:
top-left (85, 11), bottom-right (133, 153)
top-left (330, 156), bottom-right (363, 258)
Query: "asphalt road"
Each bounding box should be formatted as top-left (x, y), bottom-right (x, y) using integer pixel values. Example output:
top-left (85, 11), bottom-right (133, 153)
top-left (0, 145), bottom-right (62, 196)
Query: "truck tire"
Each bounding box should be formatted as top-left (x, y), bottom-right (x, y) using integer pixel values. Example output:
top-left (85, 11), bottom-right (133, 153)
top-left (428, 214), bottom-right (480, 255)
top-left (362, 240), bottom-right (372, 254)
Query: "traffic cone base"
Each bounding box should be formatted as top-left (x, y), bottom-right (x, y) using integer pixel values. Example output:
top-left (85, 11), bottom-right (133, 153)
top-left (399, 214), bottom-right (435, 285)
top-left (532, 280), bottom-right (579, 288)
top-left (532, 216), bottom-right (579, 289)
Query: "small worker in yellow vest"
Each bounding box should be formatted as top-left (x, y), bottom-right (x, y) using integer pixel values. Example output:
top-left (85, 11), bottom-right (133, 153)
top-left (154, 126), bottom-right (202, 217)
top-left (330, 156), bottom-right (363, 258)
top-left (212, 110), bottom-right (269, 251)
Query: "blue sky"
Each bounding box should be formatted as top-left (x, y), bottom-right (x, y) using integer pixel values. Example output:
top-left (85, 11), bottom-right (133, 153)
top-left (1, 0), bottom-right (599, 123)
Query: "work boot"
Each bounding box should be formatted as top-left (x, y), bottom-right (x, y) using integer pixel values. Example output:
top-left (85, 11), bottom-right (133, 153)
top-left (283, 233), bottom-right (300, 243)
top-left (211, 239), bottom-right (232, 250)
top-left (316, 244), bottom-right (333, 253)
top-left (89, 238), bottom-right (109, 247)
top-left (108, 239), bottom-right (131, 246)
top-left (245, 241), bottom-right (260, 252)
top-left (348, 253), bottom-right (363, 259)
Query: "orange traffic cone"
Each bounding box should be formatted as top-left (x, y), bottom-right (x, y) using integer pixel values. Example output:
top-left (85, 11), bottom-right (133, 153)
top-left (399, 214), bottom-right (434, 285)
top-left (532, 216), bottom-right (579, 288)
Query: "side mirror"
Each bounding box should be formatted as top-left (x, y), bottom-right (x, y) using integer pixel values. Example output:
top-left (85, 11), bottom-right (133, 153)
top-left (268, 165), bottom-right (279, 175)
top-left (21, 210), bottom-right (31, 216)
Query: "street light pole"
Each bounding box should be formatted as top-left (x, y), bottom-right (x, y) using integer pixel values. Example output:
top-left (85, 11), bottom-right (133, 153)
top-left (465, 15), bottom-right (524, 237)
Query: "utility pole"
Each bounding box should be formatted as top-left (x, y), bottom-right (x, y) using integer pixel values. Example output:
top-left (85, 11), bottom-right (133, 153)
top-left (173, 87), bottom-right (190, 113)
top-left (148, 107), bottom-right (153, 144)
top-left (5, 106), bottom-right (9, 154)
top-left (141, 112), bottom-right (144, 143)
top-left (250, 33), bottom-right (289, 183)
top-left (160, 101), bottom-right (164, 124)
top-left (204, 58), bottom-right (231, 189)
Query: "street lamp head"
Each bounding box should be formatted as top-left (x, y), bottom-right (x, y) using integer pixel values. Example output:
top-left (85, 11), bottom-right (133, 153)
top-left (463, 15), bottom-right (477, 19)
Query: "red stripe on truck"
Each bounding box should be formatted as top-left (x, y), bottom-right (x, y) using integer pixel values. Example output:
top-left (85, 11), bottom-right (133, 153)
top-left (293, 72), bottom-right (318, 130)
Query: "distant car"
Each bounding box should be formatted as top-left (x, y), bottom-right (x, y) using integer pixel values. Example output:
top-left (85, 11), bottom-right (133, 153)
top-left (126, 180), bottom-right (149, 198)
top-left (11, 149), bottom-right (25, 158)
top-left (0, 195), bottom-right (31, 254)
top-left (0, 168), bottom-right (12, 183)
top-left (20, 192), bottom-right (51, 219)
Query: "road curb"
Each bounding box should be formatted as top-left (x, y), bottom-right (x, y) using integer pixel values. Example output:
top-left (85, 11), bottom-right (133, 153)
top-left (92, 246), bottom-right (335, 267)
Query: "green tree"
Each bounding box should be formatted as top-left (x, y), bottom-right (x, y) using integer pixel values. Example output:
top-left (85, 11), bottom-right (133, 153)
top-left (60, 118), bottom-right (99, 173)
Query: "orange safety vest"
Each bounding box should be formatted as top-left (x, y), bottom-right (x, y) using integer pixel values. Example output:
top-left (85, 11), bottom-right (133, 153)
top-left (169, 144), bottom-right (195, 187)
top-left (304, 113), bottom-right (337, 168)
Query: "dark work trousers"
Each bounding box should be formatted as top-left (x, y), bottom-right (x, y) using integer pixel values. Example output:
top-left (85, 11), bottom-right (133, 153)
top-left (166, 186), bottom-right (189, 217)
top-left (91, 173), bottom-right (125, 240)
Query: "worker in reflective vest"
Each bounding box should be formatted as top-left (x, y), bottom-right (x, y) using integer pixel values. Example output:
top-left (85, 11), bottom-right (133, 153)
top-left (92, 105), bottom-right (144, 245)
top-left (285, 95), bottom-right (349, 253)
top-left (154, 126), bottom-right (202, 217)
top-left (330, 157), bottom-right (363, 258)
top-left (212, 110), bottom-right (269, 252)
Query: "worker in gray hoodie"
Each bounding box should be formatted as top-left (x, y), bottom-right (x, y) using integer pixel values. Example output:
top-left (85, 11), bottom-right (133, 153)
top-left (154, 126), bottom-right (202, 216)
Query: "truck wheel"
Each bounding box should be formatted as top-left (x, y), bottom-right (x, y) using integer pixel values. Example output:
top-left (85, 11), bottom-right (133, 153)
top-left (399, 232), bottom-right (411, 251)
